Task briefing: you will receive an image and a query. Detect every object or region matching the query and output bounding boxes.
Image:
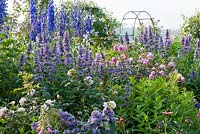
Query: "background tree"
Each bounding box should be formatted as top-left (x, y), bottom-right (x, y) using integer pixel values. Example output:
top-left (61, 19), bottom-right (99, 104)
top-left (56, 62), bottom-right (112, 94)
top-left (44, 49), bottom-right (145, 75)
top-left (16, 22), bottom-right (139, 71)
top-left (181, 11), bottom-right (200, 39)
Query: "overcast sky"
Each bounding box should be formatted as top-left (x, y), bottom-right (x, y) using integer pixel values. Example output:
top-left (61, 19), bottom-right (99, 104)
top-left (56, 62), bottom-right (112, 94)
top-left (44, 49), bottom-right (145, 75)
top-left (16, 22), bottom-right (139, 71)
top-left (85, 0), bottom-right (200, 29)
top-left (7, 0), bottom-right (200, 29)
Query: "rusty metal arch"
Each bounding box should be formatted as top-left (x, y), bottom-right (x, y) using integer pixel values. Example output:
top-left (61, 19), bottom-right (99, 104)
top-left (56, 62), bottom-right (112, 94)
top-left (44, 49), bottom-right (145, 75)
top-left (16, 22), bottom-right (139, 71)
top-left (120, 11), bottom-right (155, 41)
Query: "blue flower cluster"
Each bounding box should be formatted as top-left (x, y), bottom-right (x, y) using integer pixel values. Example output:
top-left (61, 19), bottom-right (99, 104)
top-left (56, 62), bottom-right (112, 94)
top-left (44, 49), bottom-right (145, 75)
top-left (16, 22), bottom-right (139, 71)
top-left (48, 0), bottom-right (55, 34)
top-left (30, 0), bottom-right (37, 41)
top-left (0, 0), bottom-right (7, 26)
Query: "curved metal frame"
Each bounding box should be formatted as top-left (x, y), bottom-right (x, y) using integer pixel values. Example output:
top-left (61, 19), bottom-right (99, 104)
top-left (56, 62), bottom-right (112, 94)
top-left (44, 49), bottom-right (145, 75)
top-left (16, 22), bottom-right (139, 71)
top-left (120, 11), bottom-right (155, 41)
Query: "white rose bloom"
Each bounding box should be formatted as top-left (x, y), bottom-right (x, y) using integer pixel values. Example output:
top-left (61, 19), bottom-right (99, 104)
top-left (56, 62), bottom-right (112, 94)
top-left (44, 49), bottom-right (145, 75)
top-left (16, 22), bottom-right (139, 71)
top-left (19, 97), bottom-right (26, 105)
top-left (17, 107), bottom-right (26, 112)
top-left (0, 107), bottom-right (8, 117)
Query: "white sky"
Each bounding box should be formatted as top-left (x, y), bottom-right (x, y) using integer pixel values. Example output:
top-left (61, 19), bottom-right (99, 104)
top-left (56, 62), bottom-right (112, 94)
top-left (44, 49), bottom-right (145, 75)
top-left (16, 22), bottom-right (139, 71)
top-left (85, 0), bottom-right (200, 29)
top-left (7, 0), bottom-right (200, 29)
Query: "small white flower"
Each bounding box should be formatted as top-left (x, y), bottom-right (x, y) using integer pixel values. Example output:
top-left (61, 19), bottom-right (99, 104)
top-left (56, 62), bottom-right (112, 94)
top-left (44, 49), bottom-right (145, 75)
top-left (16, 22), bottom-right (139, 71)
top-left (84, 76), bottom-right (94, 86)
top-left (45, 99), bottom-right (55, 106)
top-left (67, 68), bottom-right (75, 76)
top-left (103, 101), bottom-right (116, 110)
top-left (19, 97), bottom-right (26, 105)
top-left (108, 101), bottom-right (116, 109)
top-left (57, 94), bottom-right (60, 99)
top-left (17, 107), bottom-right (26, 112)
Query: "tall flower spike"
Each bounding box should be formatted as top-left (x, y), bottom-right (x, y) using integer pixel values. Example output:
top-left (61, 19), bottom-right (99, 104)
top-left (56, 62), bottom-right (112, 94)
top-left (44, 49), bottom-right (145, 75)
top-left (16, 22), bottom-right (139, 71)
top-left (30, 0), bottom-right (37, 41)
top-left (0, 0), bottom-right (7, 26)
top-left (59, 9), bottom-right (67, 36)
top-left (48, 0), bottom-right (55, 34)
top-left (125, 32), bottom-right (130, 44)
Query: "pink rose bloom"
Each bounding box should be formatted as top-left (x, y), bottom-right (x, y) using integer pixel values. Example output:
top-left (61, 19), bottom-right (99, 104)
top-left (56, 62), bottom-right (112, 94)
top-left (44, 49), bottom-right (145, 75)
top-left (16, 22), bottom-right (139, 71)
top-left (146, 52), bottom-right (154, 60)
top-left (159, 64), bottom-right (166, 70)
top-left (167, 62), bottom-right (175, 69)
top-left (151, 71), bottom-right (156, 75)
top-left (118, 45), bottom-right (125, 51)
top-left (178, 76), bottom-right (185, 83)
top-left (197, 112), bottom-right (200, 119)
top-left (48, 128), bottom-right (53, 133)
top-left (159, 70), bottom-right (165, 76)
top-left (111, 57), bottom-right (117, 63)
top-left (113, 44), bottom-right (119, 51)
top-left (120, 53), bottom-right (127, 60)
top-left (149, 74), bottom-right (155, 80)
top-left (38, 130), bottom-right (43, 134)
top-left (141, 59), bottom-right (149, 65)
top-left (124, 45), bottom-right (129, 51)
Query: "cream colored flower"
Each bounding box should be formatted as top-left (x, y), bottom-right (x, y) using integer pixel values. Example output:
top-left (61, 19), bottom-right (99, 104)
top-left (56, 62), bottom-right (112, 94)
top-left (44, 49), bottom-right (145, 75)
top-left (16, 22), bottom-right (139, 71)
top-left (67, 68), bottom-right (76, 76)
top-left (17, 107), bottom-right (26, 112)
top-left (19, 97), bottom-right (26, 105)
top-left (103, 101), bottom-right (116, 109)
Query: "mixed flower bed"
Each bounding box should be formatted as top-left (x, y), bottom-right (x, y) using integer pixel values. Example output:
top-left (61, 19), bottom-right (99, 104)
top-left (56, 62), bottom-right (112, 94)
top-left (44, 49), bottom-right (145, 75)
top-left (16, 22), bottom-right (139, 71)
top-left (0, 0), bottom-right (200, 133)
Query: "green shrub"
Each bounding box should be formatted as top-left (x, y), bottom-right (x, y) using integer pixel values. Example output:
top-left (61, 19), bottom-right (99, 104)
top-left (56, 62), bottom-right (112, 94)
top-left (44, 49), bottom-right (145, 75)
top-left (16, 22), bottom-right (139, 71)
top-left (116, 77), bottom-right (200, 134)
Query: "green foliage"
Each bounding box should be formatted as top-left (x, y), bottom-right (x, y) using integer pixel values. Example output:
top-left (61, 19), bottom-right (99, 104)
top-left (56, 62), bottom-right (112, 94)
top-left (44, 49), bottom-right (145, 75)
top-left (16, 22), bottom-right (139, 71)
top-left (181, 12), bottom-right (200, 39)
top-left (116, 77), bottom-right (200, 134)
top-left (0, 33), bottom-right (23, 99)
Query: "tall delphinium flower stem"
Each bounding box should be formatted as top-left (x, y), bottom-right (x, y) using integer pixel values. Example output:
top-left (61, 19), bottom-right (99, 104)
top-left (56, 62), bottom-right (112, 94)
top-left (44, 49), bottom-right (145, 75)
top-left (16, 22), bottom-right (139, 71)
top-left (40, 9), bottom-right (47, 43)
top-left (30, 0), bottom-right (37, 41)
top-left (0, 0), bottom-right (7, 28)
top-left (48, 0), bottom-right (55, 40)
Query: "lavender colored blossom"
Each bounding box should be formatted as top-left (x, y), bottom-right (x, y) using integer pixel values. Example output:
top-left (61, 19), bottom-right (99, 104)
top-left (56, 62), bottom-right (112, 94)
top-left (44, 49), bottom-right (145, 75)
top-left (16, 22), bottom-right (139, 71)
top-left (102, 106), bottom-right (115, 122)
top-left (60, 111), bottom-right (77, 127)
top-left (31, 122), bottom-right (38, 130)
top-left (90, 110), bottom-right (102, 124)
top-left (63, 32), bottom-right (71, 51)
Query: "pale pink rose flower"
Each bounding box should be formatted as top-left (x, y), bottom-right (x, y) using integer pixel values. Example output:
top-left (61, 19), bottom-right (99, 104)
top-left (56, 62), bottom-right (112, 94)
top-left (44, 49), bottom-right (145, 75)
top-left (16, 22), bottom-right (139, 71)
top-left (146, 52), bottom-right (154, 60)
top-left (159, 70), bottom-right (165, 76)
top-left (120, 53), bottom-right (127, 60)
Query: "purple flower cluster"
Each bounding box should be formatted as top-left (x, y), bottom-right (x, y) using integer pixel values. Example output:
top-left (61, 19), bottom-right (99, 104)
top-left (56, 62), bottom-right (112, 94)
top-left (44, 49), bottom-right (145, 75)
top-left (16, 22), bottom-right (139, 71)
top-left (102, 106), bottom-right (115, 123)
top-left (178, 36), bottom-right (192, 57)
top-left (140, 27), bottom-right (172, 53)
